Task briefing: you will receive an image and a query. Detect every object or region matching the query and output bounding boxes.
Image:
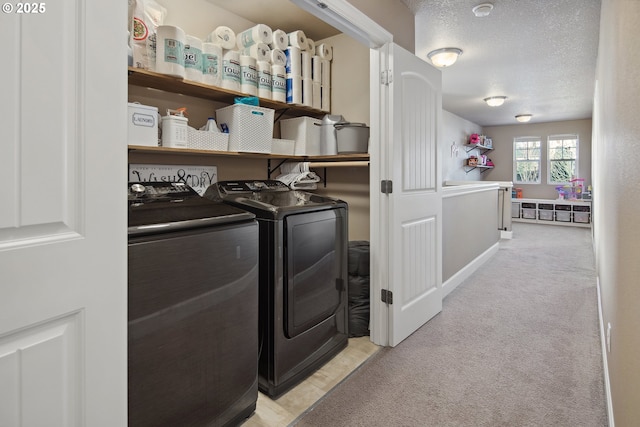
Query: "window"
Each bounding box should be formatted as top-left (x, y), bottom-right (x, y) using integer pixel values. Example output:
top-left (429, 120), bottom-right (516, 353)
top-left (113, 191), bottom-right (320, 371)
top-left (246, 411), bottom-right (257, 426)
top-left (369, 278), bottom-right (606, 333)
top-left (513, 137), bottom-right (541, 184)
top-left (548, 134), bottom-right (578, 184)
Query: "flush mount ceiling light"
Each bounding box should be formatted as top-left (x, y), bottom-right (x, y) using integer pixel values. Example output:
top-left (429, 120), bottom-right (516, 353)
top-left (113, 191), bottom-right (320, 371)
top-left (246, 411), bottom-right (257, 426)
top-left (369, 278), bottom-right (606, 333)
top-left (472, 3), bottom-right (494, 17)
top-left (516, 114), bottom-right (533, 122)
top-left (427, 48), bottom-right (463, 67)
top-left (484, 96), bottom-right (507, 107)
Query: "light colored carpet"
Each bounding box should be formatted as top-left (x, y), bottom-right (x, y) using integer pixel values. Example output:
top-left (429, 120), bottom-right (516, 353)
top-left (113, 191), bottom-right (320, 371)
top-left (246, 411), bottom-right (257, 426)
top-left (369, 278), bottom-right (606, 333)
top-left (294, 223), bottom-right (607, 427)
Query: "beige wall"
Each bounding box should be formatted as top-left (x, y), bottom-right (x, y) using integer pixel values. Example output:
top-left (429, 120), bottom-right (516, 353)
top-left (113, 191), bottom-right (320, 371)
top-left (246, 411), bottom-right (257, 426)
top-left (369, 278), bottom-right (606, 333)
top-left (593, 0), bottom-right (640, 425)
top-left (482, 119), bottom-right (592, 199)
top-left (347, 0), bottom-right (415, 52)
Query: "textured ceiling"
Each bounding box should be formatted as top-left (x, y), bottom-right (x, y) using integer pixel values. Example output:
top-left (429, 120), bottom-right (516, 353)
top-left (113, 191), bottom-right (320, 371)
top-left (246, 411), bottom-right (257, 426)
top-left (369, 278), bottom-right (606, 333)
top-left (208, 0), bottom-right (601, 127)
top-left (403, 0), bottom-right (602, 126)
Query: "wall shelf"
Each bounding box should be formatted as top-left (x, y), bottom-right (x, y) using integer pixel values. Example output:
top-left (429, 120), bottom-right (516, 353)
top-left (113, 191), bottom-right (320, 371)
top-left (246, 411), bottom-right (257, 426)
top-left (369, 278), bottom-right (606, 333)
top-left (128, 67), bottom-right (324, 118)
top-left (464, 143), bottom-right (493, 153)
top-left (464, 165), bottom-right (494, 174)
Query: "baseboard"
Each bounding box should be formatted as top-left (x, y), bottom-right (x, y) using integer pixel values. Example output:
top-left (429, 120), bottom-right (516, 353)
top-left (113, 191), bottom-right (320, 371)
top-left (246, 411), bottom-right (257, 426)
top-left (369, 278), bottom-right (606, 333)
top-left (597, 277), bottom-right (615, 426)
top-left (442, 242), bottom-right (499, 299)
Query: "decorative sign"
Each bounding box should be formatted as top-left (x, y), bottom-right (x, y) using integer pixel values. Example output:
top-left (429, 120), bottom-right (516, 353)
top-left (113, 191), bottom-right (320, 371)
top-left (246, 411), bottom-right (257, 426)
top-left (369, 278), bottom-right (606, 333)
top-left (128, 164), bottom-right (218, 195)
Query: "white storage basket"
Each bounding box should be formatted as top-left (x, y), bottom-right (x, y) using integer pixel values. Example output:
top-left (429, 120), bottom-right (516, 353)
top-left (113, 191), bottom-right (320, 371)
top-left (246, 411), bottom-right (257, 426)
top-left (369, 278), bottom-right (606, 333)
top-left (280, 116), bottom-right (321, 156)
top-left (271, 138), bottom-right (295, 156)
top-left (187, 127), bottom-right (229, 151)
top-left (215, 104), bottom-right (274, 153)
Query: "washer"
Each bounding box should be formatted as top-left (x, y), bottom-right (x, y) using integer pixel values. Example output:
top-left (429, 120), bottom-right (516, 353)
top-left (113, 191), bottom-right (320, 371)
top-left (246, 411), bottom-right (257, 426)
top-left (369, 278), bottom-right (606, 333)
top-left (128, 181), bottom-right (259, 427)
top-left (204, 180), bottom-right (349, 398)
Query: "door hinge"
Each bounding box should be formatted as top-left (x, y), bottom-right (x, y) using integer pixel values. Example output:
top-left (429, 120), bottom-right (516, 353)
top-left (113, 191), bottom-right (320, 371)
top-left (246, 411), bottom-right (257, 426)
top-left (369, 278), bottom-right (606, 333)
top-left (381, 180), bottom-right (393, 194)
top-left (381, 70), bottom-right (392, 85)
top-left (381, 289), bottom-right (393, 305)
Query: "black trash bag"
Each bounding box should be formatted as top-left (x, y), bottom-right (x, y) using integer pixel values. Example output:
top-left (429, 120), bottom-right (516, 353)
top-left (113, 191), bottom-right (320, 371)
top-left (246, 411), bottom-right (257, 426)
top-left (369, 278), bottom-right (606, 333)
top-left (348, 302), bottom-right (370, 337)
top-left (348, 241), bottom-right (370, 277)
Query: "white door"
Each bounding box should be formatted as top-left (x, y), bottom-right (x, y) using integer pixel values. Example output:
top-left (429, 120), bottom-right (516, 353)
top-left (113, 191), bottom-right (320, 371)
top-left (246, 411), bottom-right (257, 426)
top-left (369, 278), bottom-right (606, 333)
top-left (386, 43), bottom-right (443, 346)
top-left (0, 2), bottom-right (127, 426)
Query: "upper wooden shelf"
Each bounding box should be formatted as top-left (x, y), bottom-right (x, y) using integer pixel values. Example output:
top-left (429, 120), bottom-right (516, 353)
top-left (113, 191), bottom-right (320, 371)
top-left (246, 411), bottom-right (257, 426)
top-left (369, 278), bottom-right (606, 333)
top-left (127, 145), bottom-right (370, 162)
top-left (128, 67), bottom-right (325, 118)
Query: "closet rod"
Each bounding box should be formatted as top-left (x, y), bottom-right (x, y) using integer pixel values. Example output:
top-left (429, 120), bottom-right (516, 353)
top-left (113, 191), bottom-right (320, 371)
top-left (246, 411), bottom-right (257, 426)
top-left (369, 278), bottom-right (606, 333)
top-left (308, 161), bottom-right (369, 168)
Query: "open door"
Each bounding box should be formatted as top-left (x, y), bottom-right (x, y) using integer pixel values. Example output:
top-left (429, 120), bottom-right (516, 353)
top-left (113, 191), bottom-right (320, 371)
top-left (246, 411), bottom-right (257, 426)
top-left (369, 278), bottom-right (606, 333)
top-left (0, 2), bottom-right (127, 425)
top-left (385, 43), bottom-right (443, 346)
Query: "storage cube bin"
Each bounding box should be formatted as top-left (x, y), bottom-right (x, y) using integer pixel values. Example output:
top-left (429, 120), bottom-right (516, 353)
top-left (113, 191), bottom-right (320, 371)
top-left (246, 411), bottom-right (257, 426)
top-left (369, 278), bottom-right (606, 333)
top-left (280, 116), bottom-right (322, 156)
top-left (187, 127), bottom-right (229, 151)
top-left (522, 208), bottom-right (536, 219)
top-left (216, 104), bottom-right (274, 153)
top-left (511, 202), bottom-right (521, 218)
top-left (555, 211), bottom-right (571, 222)
top-left (539, 210), bottom-right (554, 221)
top-left (128, 102), bottom-right (159, 147)
top-left (271, 138), bottom-right (295, 156)
top-left (573, 212), bottom-right (591, 223)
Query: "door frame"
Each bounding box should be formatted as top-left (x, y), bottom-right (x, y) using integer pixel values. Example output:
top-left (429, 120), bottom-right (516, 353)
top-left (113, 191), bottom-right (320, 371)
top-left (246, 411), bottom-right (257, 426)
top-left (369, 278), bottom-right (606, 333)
top-left (290, 0), bottom-right (393, 345)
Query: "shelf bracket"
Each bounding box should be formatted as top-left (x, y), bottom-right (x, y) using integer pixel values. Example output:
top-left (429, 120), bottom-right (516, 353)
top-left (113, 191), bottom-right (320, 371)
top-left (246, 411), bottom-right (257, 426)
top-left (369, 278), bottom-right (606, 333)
top-left (267, 158), bottom-right (290, 177)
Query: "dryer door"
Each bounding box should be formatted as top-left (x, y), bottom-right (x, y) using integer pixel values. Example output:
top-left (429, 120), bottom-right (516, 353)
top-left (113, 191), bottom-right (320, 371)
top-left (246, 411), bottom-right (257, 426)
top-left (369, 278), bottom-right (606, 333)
top-left (283, 208), bottom-right (347, 338)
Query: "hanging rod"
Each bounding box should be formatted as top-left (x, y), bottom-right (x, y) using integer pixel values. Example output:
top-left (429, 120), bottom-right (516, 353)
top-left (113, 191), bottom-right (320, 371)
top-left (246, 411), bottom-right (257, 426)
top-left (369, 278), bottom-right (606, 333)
top-left (308, 161), bottom-right (370, 168)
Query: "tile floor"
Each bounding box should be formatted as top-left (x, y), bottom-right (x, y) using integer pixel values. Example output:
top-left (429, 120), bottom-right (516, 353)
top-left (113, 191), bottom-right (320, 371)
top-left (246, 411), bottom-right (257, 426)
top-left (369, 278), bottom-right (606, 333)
top-left (241, 337), bottom-right (380, 427)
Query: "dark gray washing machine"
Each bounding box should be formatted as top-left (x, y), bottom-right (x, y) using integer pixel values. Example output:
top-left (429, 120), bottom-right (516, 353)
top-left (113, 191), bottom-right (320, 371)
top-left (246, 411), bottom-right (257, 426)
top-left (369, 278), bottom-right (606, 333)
top-left (127, 181), bottom-right (259, 427)
top-left (204, 180), bottom-right (348, 398)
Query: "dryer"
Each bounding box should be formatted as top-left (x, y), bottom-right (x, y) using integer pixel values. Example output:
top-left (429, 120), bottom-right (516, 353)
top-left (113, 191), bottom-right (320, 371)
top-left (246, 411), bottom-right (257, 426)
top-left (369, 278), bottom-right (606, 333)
top-left (205, 180), bottom-right (349, 398)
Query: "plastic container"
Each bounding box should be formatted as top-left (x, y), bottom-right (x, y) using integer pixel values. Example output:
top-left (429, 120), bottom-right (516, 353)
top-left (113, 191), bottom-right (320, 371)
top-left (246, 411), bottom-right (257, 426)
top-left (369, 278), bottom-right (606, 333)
top-left (336, 122), bottom-right (369, 154)
top-left (280, 116), bottom-right (322, 155)
top-left (161, 112), bottom-right (188, 148)
top-left (317, 114), bottom-right (344, 155)
top-left (215, 104), bottom-right (274, 153)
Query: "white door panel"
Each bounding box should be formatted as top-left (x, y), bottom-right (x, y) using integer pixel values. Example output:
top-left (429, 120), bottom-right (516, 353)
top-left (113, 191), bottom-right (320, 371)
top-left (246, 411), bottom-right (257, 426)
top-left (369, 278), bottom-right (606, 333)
top-left (387, 43), bottom-right (442, 347)
top-left (0, 1), bottom-right (127, 426)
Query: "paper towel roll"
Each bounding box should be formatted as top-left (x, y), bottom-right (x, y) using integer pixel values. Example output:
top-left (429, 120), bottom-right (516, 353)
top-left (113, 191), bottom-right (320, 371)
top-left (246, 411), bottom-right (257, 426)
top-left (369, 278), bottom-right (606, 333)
top-left (257, 60), bottom-right (272, 99)
top-left (301, 51), bottom-right (312, 79)
top-left (315, 43), bottom-right (333, 60)
top-left (306, 38), bottom-right (315, 53)
top-left (184, 35), bottom-right (203, 82)
top-left (270, 29), bottom-right (288, 51)
top-left (287, 30), bottom-right (307, 50)
top-left (321, 85), bottom-right (330, 112)
top-left (222, 49), bottom-right (241, 92)
top-left (302, 77), bottom-right (312, 107)
top-left (206, 26), bottom-right (236, 50)
top-left (156, 25), bottom-right (186, 78)
top-left (286, 75), bottom-right (302, 104)
top-left (285, 46), bottom-right (301, 76)
top-left (271, 65), bottom-right (286, 102)
top-left (237, 24), bottom-right (273, 49)
top-left (241, 42), bottom-right (270, 62)
top-left (321, 59), bottom-right (331, 87)
top-left (312, 81), bottom-right (321, 110)
top-left (270, 48), bottom-right (286, 67)
top-left (311, 55), bottom-right (322, 82)
top-left (240, 55), bottom-right (258, 96)
top-left (202, 42), bottom-right (222, 87)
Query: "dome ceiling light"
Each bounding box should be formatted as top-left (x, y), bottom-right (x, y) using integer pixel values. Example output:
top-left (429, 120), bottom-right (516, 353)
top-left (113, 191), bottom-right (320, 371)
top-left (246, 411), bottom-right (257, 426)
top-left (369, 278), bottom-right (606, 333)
top-left (427, 48), bottom-right (463, 68)
top-left (484, 96), bottom-right (507, 107)
top-left (516, 114), bottom-right (533, 123)
top-left (472, 3), bottom-right (494, 17)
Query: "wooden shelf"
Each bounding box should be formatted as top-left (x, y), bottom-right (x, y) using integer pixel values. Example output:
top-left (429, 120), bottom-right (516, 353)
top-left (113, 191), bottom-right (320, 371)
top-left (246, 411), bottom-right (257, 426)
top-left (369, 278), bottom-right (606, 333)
top-left (127, 145), bottom-right (370, 162)
top-left (128, 67), bottom-right (325, 118)
top-left (464, 143), bottom-right (493, 153)
top-left (464, 164), bottom-right (494, 174)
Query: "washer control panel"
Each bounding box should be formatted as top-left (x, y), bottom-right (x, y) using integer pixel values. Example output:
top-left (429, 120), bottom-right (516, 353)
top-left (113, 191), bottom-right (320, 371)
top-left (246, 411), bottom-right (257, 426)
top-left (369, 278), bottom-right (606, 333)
top-left (218, 180), bottom-right (290, 194)
top-left (128, 182), bottom-right (195, 201)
